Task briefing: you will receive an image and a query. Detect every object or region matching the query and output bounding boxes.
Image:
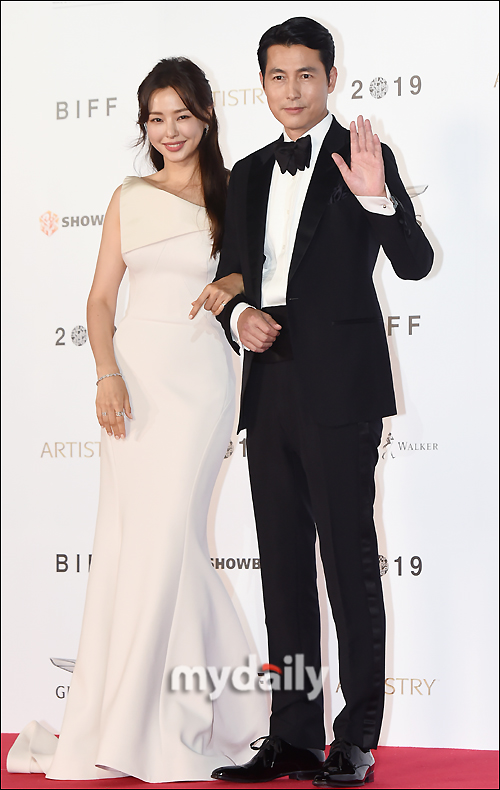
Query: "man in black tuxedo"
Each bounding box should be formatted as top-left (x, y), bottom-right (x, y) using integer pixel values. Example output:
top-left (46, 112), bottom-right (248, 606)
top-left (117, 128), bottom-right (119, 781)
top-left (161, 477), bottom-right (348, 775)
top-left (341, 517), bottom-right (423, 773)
top-left (211, 17), bottom-right (433, 787)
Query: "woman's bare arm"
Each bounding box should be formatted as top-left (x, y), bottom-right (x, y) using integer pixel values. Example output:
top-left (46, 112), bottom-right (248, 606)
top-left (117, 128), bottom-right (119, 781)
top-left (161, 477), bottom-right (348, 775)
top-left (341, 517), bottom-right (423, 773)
top-left (86, 186), bottom-right (131, 438)
top-left (189, 273), bottom-right (244, 319)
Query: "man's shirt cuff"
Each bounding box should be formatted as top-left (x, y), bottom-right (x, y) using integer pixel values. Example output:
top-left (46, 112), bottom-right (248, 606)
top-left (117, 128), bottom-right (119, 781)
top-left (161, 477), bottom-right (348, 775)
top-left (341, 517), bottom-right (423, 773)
top-left (230, 302), bottom-right (253, 349)
top-left (356, 184), bottom-right (396, 215)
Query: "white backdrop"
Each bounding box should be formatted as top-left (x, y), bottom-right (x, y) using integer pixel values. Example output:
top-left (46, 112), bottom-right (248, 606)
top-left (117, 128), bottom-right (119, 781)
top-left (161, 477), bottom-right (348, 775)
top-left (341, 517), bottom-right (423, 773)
top-left (1, 0), bottom-right (499, 751)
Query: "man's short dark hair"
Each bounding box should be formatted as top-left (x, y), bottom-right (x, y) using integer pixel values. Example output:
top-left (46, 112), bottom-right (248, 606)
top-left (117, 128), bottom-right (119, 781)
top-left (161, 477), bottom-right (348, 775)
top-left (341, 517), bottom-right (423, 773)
top-left (258, 17), bottom-right (335, 81)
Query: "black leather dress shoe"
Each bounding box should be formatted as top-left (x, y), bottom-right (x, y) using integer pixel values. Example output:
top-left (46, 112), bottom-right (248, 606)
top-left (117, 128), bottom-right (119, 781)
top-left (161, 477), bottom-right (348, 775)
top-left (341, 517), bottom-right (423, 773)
top-left (211, 735), bottom-right (324, 782)
top-left (312, 740), bottom-right (375, 787)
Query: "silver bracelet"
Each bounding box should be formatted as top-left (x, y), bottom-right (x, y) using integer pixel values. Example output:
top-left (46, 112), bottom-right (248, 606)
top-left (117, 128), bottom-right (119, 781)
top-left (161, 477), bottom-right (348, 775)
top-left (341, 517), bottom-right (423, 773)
top-left (96, 372), bottom-right (123, 386)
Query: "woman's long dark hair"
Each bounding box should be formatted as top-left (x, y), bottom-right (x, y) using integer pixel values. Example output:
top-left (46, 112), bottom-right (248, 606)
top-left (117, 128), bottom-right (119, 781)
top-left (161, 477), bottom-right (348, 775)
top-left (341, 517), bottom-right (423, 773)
top-left (136, 58), bottom-right (226, 257)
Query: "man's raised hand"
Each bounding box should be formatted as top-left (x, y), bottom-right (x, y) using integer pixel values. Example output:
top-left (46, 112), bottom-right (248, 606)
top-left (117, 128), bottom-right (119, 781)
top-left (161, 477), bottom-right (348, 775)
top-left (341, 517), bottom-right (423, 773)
top-left (331, 115), bottom-right (385, 197)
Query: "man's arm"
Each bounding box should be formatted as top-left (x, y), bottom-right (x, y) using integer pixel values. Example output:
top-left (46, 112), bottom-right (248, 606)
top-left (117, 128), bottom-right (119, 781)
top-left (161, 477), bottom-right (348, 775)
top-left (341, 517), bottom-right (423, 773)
top-left (367, 144), bottom-right (434, 280)
top-left (215, 161), bottom-right (280, 353)
top-left (214, 163), bottom-right (250, 354)
top-left (332, 116), bottom-right (433, 280)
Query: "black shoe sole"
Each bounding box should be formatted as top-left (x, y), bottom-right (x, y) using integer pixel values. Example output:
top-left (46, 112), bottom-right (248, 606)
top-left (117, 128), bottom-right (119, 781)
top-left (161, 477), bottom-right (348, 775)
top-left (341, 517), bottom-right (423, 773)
top-left (289, 770), bottom-right (329, 780)
top-left (213, 769), bottom-right (322, 782)
top-left (311, 767), bottom-right (375, 787)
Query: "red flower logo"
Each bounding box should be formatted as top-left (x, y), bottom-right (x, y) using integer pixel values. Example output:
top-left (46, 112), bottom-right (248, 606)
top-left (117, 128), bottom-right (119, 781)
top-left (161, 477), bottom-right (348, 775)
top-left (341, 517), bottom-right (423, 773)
top-left (39, 210), bottom-right (59, 236)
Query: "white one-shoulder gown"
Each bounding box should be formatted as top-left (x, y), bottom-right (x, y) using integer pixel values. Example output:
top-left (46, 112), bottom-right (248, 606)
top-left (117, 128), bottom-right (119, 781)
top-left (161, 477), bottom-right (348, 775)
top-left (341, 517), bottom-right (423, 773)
top-left (7, 176), bottom-right (268, 782)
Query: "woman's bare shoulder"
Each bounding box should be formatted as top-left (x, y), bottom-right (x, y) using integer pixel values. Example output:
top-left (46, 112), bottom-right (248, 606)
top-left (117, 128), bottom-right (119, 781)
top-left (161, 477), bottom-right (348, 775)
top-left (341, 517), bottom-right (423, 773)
top-left (107, 184), bottom-right (123, 210)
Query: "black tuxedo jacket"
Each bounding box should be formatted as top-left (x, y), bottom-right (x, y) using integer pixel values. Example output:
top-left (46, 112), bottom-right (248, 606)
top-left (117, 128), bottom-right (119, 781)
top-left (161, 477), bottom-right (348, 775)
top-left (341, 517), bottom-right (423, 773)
top-left (216, 116), bottom-right (434, 429)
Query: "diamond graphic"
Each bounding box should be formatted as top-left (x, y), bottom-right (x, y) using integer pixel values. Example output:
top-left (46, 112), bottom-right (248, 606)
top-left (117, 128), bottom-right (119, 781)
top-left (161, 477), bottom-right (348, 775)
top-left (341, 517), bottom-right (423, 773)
top-left (224, 441), bottom-right (234, 459)
top-left (71, 326), bottom-right (87, 346)
top-left (369, 78), bottom-right (388, 99)
top-left (379, 555), bottom-right (389, 576)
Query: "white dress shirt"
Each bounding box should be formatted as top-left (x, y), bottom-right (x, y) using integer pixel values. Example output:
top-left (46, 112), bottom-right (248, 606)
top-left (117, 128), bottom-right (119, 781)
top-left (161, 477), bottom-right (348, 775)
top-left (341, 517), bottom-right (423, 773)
top-left (230, 113), bottom-right (395, 344)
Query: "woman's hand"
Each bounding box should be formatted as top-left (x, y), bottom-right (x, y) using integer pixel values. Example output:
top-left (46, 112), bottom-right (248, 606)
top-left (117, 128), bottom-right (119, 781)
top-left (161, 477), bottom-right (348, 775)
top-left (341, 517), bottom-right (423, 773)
top-left (189, 273), bottom-right (244, 319)
top-left (96, 375), bottom-right (132, 439)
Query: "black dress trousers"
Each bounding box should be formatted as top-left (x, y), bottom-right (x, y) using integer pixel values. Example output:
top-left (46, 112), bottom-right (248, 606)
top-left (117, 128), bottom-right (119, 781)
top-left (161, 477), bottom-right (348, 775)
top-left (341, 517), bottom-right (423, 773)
top-left (244, 356), bottom-right (385, 752)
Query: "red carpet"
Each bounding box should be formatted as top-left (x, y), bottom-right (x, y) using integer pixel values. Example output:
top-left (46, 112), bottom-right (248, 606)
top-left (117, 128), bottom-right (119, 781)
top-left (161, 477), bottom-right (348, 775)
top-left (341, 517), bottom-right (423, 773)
top-left (1, 734), bottom-right (498, 789)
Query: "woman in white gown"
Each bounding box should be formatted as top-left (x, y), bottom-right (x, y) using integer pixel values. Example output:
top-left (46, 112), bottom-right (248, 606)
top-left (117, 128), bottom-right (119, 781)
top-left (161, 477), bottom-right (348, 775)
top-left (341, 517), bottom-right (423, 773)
top-left (7, 57), bottom-right (268, 782)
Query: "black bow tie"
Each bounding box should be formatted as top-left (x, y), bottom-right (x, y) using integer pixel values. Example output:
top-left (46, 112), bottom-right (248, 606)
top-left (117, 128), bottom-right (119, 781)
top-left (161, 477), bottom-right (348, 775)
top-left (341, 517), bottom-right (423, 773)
top-left (273, 135), bottom-right (312, 176)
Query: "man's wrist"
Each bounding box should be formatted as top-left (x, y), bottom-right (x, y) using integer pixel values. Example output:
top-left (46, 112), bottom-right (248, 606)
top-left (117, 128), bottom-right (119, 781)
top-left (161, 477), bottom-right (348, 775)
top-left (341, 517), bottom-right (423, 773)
top-left (356, 184), bottom-right (395, 215)
top-left (230, 302), bottom-right (253, 346)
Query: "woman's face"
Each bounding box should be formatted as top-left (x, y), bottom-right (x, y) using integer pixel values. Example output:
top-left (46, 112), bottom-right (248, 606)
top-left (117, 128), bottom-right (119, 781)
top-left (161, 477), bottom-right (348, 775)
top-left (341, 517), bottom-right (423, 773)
top-left (146, 87), bottom-right (206, 166)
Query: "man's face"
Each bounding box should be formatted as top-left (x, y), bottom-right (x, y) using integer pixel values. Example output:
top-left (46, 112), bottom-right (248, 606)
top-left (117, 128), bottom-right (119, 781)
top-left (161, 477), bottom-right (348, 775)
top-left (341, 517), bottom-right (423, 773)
top-left (260, 44), bottom-right (337, 140)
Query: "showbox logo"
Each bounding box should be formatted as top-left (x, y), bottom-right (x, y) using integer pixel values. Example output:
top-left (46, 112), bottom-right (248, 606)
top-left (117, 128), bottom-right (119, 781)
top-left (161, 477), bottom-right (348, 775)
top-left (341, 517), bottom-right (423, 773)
top-left (39, 210), bottom-right (104, 234)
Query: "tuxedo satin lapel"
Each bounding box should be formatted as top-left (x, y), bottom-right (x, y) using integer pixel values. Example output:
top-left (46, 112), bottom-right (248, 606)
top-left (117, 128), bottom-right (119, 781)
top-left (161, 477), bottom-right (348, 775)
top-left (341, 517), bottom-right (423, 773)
top-left (247, 148), bottom-right (276, 303)
top-left (288, 121), bottom-right (350, 284)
